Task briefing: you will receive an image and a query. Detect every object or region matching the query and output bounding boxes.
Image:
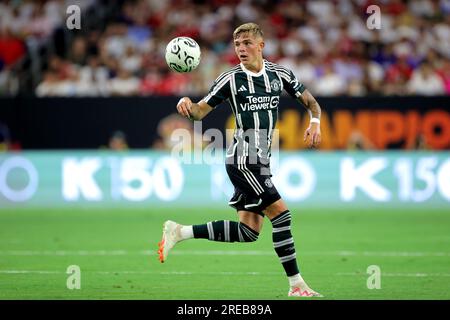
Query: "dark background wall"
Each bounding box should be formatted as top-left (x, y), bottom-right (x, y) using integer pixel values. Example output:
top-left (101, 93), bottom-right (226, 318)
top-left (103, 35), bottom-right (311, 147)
top-left (0, 96), bottom-right (449, 150)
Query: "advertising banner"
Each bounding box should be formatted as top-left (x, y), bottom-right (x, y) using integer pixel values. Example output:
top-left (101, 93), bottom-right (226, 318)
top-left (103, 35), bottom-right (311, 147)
top-left (1, 96), bottom-right (449, 150)
top-left (1, 151), bottom-right (449, 210)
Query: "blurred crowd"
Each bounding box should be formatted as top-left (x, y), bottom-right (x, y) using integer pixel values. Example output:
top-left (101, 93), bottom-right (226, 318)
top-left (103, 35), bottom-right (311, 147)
top-left (1, 0), bottom-right (450, 97)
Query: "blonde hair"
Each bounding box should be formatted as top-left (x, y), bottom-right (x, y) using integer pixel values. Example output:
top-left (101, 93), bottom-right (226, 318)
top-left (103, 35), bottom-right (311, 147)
top-left (233, 22), bottom-right (264, 40)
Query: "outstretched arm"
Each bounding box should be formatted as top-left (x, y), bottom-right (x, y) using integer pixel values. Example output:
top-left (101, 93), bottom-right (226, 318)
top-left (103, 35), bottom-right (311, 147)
top-left (298, 89), bottom-right (322, 148)
top-left (176, 97), bottom-right (213, 121)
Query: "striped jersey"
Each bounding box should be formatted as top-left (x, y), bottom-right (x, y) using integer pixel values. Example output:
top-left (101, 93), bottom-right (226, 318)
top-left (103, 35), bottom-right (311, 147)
top-left (202, 59), bottom-right (306, 160)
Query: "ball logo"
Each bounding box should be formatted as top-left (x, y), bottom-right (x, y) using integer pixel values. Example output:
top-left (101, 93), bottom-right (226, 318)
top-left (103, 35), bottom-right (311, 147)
top-left (170, 43), bottom-right (181, 56)
top-left (184, 55), bottom-right (195, 68)
top-left (169, 63), bottom-right (184, 73)
top-left (181, 37), bottom-right (197, 48)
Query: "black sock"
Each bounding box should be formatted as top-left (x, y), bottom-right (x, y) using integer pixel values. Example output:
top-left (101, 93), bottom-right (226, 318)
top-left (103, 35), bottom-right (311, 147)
top-left (270, 210), bottom-right (299, 276)
top-left (193, 221), bottom-right (259, 242)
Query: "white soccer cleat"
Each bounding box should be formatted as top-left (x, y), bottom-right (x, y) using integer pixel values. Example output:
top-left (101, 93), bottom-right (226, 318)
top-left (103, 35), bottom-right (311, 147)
top-left (157, 220), bottom-right (181, 263)
top-left (288, 282), bottom-right (323, 298)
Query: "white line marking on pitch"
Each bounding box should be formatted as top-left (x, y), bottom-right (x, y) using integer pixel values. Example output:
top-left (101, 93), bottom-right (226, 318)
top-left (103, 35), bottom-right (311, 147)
top-left (1, 270), bottom-right (450, 277)
top-left (0, 250), bottom-right (129, 256)
top-left (0, 270), bottom-right (61, 274)
top-left (0, 250), bottom-right (449, 257)
top-left (0, 270), bottom-right (281, 276)
top-left (337, 272), bottom-right (450, 277)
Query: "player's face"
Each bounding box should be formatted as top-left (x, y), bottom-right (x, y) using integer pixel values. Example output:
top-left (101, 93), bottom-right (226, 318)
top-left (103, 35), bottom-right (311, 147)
top-left (234, 32), bottom-right (264, 71)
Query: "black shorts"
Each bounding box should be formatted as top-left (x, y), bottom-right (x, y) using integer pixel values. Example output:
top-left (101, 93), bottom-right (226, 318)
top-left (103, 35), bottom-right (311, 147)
top-left (225, 157), bottom-right (281, 216)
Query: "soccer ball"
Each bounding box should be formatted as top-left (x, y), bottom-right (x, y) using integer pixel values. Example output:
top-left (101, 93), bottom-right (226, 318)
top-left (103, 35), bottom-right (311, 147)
top-left (165, 37), bottom-right (201, 73)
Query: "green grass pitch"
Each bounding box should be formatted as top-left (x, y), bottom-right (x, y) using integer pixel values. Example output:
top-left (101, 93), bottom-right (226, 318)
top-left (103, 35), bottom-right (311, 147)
top-left (0, 207), bottom-right (449, 300)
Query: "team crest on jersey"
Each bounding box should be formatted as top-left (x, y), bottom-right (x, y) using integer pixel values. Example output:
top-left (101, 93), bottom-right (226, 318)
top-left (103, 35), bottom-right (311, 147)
top-left (270, 79), bottom-right (281, 92)
top-left (264, 178), bottom-right (273, 188)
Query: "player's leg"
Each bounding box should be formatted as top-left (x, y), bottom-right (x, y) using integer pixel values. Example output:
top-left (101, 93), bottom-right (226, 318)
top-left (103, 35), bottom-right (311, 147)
top-left (263, 199), bottom-right (322, 297)
top-left (228, 157), bottom-right (321, 296)
top-left (188, 210), bottom-right (262, 243)
top-left (158, 206), bottom-right (262, 263)
top-left (238, 210), bottom-right (264, 233)
top-left (158, 158), bottom-right (268, 263)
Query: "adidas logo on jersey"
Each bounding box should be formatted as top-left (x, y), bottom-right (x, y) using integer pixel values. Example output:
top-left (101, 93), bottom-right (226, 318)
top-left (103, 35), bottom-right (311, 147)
top-left (238, 85), bottom-right (247, 92)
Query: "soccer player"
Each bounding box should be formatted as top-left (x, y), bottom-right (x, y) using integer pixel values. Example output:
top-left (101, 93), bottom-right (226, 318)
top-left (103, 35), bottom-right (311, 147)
top-left (158, 23), bottom-right (323, 297)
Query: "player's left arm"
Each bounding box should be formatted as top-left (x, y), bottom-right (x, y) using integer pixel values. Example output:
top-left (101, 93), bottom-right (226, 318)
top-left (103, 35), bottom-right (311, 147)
top-left (298, 89), bottom-right (322, 148)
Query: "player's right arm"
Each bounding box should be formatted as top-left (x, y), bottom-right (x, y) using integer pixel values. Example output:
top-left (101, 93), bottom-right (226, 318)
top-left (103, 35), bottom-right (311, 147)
top-left (176, 97), bottom-right (213, 121)
top-left (177, 70), bottom-right (232, 120)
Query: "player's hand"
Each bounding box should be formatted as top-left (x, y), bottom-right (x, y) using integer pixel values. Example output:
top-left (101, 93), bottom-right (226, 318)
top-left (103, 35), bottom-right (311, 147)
top-left (304, 123), bottom-right (321, 148)
top-left (176, 97), bottom-right (193, 119)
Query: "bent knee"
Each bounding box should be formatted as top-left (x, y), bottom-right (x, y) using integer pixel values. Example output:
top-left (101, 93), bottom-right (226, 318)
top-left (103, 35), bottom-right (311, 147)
top-left (246, 234), bottom-right (259, 242)
top-left (247, 233), bottom-right (259, 242)
top-left (263, 199), bottom-right (289, 220)
top-left (238, 222), bottom-right (260, 242)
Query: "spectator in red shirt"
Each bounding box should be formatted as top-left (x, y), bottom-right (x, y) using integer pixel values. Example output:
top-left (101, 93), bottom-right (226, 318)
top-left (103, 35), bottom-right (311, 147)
top-left (0, 28), bottom-right (26, 67)
top-left (385, 54), bottom-right (413, 83)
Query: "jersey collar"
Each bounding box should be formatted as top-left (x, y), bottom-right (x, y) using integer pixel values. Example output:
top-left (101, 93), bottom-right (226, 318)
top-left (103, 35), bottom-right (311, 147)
top-left (240, 60), bottom-right (266, 77)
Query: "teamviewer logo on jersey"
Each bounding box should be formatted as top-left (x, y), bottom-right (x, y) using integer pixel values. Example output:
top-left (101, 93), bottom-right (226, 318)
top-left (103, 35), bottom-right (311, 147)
top-left (238, 85), bottom-right (247, 92)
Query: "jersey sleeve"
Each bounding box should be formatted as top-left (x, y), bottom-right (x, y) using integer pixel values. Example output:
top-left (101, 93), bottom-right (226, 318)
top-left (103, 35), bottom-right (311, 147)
top-left (280, 67), bottom-right (306, 99)
top-left (201, 72), bottom-right (232, 108)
